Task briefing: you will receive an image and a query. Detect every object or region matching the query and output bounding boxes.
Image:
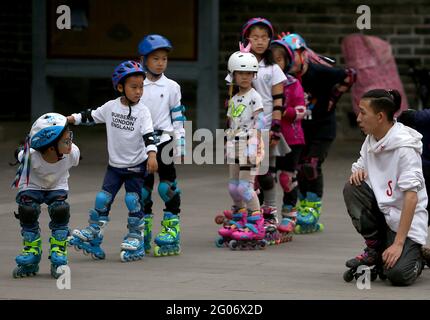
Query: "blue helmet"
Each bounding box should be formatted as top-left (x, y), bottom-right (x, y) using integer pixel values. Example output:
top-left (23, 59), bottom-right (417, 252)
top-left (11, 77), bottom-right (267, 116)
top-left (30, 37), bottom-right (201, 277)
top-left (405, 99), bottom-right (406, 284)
top-left (30, 113), bottom-right (68, 150)
top-left (138, 34), bottom-right (172, 57)
top-left (282, 33), bottom-right (307, 51)
top-left (112, 60), bottom-right (144, 91)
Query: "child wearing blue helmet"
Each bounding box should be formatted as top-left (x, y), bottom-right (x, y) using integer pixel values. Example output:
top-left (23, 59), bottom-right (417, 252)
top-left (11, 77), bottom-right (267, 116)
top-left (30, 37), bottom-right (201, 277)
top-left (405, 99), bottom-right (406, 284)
top-left (283, 33), bottom-right (356, 234)
top-left (67, 60), bottom-right (158, 262)
top-left (12, 112), bottom-right (80, 278)
top-left (137, 34), bottom-right (185, 256)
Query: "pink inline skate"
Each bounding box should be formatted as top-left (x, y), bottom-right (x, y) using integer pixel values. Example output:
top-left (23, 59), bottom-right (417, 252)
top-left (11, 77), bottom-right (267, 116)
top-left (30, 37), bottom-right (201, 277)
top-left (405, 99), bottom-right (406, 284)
top-left (229, 211), bottom-right (267, 250)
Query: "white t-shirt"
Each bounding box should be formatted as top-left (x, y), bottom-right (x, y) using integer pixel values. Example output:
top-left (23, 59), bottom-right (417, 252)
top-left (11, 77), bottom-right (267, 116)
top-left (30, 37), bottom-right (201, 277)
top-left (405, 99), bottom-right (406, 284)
top-left (18, 144), bottom-right (80, 191)
top-left (225, 60), bottom-right (286, 128)
top-left (352, 122), bottom-right (428, 245)
top-left (227, 88), bottom-right (263, 136)
top-left (141, 74), bottom-right (185, 145)
top-left (72, 97), bottom-right (156, 168)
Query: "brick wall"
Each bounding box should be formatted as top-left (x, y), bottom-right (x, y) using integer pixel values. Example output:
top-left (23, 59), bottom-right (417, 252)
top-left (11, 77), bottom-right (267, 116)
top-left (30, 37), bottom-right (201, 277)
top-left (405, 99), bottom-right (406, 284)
top-left (219, 0), bottom-right (430, 139)
top-left (0, 1), bottom-right (32, 120)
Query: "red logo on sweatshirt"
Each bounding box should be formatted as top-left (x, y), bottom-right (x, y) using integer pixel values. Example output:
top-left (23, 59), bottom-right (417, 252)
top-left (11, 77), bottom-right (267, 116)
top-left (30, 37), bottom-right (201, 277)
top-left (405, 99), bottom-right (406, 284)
top-left (386, 180), bottom-right (393, 197)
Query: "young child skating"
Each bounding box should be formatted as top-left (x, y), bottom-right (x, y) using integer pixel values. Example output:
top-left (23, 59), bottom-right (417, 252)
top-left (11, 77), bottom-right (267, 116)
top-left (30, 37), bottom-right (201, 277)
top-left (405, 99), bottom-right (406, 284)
top-left (137, 34), bottom-right (185, 256)
top-left (225, 17), bottom-right (288, 233)
top-left (217, 50), bottom-right (267, 250)
top-left (12, 113), bottom-right (79, 278)
top-left (68, 60), bottom-right (158, 262)
top-left (283, 32), bottom-right (356, 233)
top-left (270, 36), bottom-right (306, 238)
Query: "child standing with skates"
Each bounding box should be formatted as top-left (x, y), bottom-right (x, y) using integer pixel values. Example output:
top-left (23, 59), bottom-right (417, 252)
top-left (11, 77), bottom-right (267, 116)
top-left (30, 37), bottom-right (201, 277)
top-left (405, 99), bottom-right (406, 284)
top-left (283, 33), bottom-right (356, 233)
top-left (217, 50), bottom-right (267, 250)
top-left (226, 17), bottom-right (287, 233)
top-left (12, 113), bottom-right (80, 278)
top-left (270, 36), bottom-right (306, 238)
top-left (343, 89), bottom-right (427, 286)
top-left (68, 60), bottom-right (158, 262)
top-left (138, 34), bottom-right (185, 256)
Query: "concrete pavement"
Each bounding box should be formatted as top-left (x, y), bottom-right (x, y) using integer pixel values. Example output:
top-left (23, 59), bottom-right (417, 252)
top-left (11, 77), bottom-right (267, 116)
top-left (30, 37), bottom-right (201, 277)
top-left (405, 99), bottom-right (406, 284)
top-left (0, 124), bottom-right (429, 300)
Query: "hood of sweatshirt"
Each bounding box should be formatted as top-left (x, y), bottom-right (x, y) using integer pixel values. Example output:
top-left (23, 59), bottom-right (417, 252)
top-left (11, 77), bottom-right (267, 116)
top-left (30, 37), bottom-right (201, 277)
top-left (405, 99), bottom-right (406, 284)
top-left (367, 122), bottom-right (423, 154)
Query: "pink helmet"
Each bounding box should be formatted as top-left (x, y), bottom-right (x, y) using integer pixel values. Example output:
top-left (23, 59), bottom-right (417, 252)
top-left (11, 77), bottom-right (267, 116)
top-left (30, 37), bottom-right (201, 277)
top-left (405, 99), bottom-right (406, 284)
top-left (241, 17), bottom-right (274, 42)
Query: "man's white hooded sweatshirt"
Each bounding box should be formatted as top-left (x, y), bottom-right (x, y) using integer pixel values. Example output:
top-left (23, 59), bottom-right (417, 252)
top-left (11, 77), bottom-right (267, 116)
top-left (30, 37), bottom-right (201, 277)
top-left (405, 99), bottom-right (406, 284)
top-left (352, 122), bottom-right (428, 245)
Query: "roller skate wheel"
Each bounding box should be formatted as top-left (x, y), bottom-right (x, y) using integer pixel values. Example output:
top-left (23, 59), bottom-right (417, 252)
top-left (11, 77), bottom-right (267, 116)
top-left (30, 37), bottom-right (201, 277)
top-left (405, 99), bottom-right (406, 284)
top-left (73, 245), bottom-right (80, 251)
top-left (12, 268), bottom-right (20, 279)
top-left (215, 236), bottom-right (225, 248)
top-left (160, 247), bottom-right (168, 256)
top-left (120, 251), bottom-right (127, 262)
top-left (343, 269), bottom-right (354, 282)
top-left (318, 223), bottom-right (325, 232)
top-left (214, 215), bottom-right (225, 225)
top-left (228, 240), bottom-right (238, 250)
top-left (258, 240), bottom-right (266, 249)
top-left (154, 246), bottom-right (161, 257)
top-left (83, 249), bottom-right (90, 256)
top-left (294, 225), bottom-right (301, 234)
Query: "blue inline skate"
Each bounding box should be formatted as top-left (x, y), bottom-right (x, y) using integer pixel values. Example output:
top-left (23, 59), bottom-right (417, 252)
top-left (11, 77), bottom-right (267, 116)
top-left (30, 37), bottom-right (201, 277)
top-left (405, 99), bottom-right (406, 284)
top-left (154, 212), bottom-right (181, 257)
top-left (49, 229), bottom-right (69, 279)
top-left (295, 192), bottom-right (324, 234)
top-left (120, 217), bottom-right (145, 262)
top-left (143, 213), bottom-right (153, 254)
top-left (69, 209), bottom-right (109, 260)
top-left (13, 231), bottom-right (42, 278)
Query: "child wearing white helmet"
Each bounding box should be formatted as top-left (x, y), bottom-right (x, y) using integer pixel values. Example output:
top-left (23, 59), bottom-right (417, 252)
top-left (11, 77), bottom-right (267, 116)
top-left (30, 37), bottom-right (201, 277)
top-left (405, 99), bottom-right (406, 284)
top-left (137, 34), bottom-right (185, 256)
top-left (67, 60), bottom-right (158, 263)
top-left (216, 50), bottom-right (268, 250)
top-left (225, 18), bottom-right (289, 234)
top-left (11, 112), bottom-right (80, 279)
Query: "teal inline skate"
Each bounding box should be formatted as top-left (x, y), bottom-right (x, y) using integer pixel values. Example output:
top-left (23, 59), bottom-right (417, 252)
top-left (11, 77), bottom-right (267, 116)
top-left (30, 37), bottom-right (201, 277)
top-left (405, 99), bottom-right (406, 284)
top-left (13, 231), bottom-right (42, 278)
top-left (154, 212), bottom-right (181, 256)
top-left (120, 217), bottom-right (145, 262)
top-left (69, 209), bottom-right (109, 260)
top-left (49, 229), bottom-right (69, 279)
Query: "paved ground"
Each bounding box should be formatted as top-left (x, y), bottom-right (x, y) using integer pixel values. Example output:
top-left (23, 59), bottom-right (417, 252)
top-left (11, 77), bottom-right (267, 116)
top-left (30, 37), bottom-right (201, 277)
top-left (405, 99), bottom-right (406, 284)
top-left (0, 123), bottom-right (429, 300)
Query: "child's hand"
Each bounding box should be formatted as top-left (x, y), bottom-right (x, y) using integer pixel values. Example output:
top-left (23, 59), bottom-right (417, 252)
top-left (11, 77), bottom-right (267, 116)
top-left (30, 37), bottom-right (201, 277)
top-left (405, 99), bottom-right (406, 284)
top-left (67, 116), bottom-right (75, 124)
top-left (295, 106), bottom-right (306, 120)
top-left (147, 152), bottom-right (158, 174)
top-left (349, 169), bottom-right (367, 186)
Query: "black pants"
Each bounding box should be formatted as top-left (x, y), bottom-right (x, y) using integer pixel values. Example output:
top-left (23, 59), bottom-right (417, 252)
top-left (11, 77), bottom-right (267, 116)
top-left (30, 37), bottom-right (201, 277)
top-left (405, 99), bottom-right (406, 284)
top-left (143, 139), bottom-right (180, 215)
top-left (343, 182), bottom-right (423, 286)
top-left (298, 139), bottom-right (332, 198)
top-left (276, 145), bottom-right (304, 207)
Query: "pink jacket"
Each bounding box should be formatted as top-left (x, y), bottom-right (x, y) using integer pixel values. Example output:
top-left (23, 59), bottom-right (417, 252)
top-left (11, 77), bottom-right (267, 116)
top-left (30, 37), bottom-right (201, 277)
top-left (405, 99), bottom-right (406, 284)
top-left (281, 75), bottom-right (305, 146)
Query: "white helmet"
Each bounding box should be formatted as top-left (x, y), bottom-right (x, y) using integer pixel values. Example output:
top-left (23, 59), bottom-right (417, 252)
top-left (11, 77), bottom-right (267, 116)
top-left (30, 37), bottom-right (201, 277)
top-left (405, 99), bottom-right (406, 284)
top-left (227, 51), bottom-right (259, 74)
top-left (30, 113), bottom-right (68, 150)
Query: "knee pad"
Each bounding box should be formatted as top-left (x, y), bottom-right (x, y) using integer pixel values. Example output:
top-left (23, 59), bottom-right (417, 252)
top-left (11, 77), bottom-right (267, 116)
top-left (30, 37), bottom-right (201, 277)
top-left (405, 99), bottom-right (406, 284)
top-left (302, 157), bottom-right (319, 180)
top-left (48, 201), bottom-right (70, 225)
top-left (258, 173), bottom-right (274, 190)
top-left (158, 181), bottom-right (181, 203)
top-left (125, 192), bottom-right (142, 214)
top-left (237, 180), bottom-right (255, 202)
top-left (14, 204), bottom-right (41, 225)
top-left (228, 180), bottom-right (241, 202)
top-left (279, 171), bottom-right (297, 193)
top-left (95, 190), bottom-right (113, 213)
